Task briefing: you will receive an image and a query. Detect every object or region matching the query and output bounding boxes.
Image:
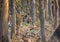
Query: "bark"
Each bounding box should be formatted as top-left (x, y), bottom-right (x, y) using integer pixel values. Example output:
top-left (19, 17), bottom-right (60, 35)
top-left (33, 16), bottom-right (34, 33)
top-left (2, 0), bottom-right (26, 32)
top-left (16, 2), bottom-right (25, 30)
top-left (30, 0), bottom-right (36, 25)
top-left (0, 0), bottom-right (9, 42)
top-left (58, 0), bottom-right (60, 24)
top-left (39, 0), bottom-right (46, 42)
top-left (53, 0), bottom-right (57, 28)
top-left (48, 0), bottom-right (52, 20)
top-left (58, 0), bottom-right (60, 18)
top-left (10, 0), bottom-right (16, 39)
top-left (44, 0), bottom-right (48, 20)
top-left (50, 0), bottom-right (59, 42)
top-left (57, 0), bottom-right (59, 25)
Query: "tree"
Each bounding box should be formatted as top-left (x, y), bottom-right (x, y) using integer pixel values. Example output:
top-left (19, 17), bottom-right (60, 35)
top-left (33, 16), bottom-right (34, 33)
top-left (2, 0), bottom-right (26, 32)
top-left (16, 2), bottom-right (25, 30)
top-left (51, 0), bottom-right (57, 28)
top-left (0, 0), bottom-right (9, 42)
top-left (47, 0), bottom-right (54, 25)
top-left (49, 0), bottom-right (59, 42)
top-left (48, 0), bottom-right (52, 20)
top-left (56, 0), bottom-right (59, 25)
top-left (30, 0), bottom-right (36, 25)
top-left (58, 0), bottom-right (60, 18)
top-left (10, 0), bottom-right (16, 39)
top-left (39, 0), bottom-right (46, 42)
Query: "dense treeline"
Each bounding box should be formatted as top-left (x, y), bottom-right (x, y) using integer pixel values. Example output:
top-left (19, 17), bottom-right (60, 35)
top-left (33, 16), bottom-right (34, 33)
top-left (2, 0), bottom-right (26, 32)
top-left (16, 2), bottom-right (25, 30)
top-left (0, 0), bottom-right (60, 42)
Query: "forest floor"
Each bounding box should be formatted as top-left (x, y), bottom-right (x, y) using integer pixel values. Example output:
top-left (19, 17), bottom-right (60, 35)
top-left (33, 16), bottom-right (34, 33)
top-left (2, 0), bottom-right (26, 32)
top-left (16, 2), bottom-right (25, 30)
top-left (8, 20), bottom-right (58, 42)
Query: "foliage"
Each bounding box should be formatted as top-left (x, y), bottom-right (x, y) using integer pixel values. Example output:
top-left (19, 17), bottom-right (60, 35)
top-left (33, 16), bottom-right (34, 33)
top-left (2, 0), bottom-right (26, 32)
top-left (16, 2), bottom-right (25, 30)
top-left (23, 22), bottom-right (29, 26)
top-left (35, 18), bottom-right (40, 27)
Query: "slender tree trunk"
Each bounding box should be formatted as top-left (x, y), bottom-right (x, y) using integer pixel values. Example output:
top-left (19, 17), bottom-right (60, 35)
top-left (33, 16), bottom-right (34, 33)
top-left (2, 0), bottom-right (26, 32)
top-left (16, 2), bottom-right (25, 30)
top-left (50, 0), bottom-right (59, 42)
top-left (48, 0), bottom-right (54, 25)
top-left (58, 0), bottom-right (60, 18)
top-left (58, 0), bottom-right (60, 24)
top-left (56, 0), bottom-right (59, 26)
top-left (52, 0), bottom-right (57, 29)
top-left (10, 0), bottom-right (16, 39)
top-left (0, 0), bottom-right (9, 42)
top-left (30, 0), bottom-right (36, 25)
top-left (44, 0), bottom-right (48, 20)
top-left (39, 0), bottom-right (46, 42)
top-left (48, 0), bottom-right (52, 20)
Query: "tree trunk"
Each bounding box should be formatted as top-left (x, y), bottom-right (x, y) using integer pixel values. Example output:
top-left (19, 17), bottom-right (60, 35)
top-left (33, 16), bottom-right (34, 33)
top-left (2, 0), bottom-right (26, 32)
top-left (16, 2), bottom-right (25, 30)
top-left (10, 0), bottom-right (16, 39)
top-left (0, 0), bottom-right (9, 42)
top-left (39, 0), bottom-right (46, 42)
top-left (52, 0), bottom-right (57, 29)
top-left (58, 0), bottom-right (60, 18)
top-left (30, 0), bottom-right (36, 25)
top-left (48, 0), bottom-right (52, 20)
